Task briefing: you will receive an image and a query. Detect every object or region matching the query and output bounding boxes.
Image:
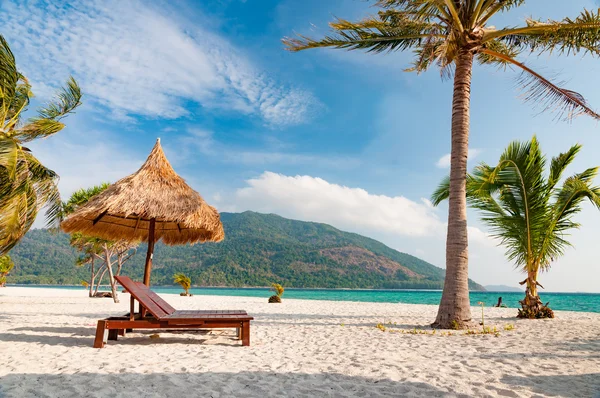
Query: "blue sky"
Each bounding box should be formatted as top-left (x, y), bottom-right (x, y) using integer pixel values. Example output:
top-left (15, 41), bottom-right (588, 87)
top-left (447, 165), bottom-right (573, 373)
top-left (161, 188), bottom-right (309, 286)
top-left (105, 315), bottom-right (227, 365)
top-left (3, 0), bottom-right (600, 292)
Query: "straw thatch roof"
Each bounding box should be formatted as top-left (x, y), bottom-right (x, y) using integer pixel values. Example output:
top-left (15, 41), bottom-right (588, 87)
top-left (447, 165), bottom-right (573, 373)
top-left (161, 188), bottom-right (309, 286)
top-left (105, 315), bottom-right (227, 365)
top-left (61, 139), bottom-right (224, 245)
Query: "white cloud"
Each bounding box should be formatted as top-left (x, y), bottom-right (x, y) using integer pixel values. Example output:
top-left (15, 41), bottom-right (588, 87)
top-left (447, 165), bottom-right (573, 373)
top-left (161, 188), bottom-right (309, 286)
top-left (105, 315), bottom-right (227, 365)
top-left (233, 172), bottom-right (443, 237)
top-left (222, 172), bottom-right (496, 250)
top-left (436, 148), bottom-right (482, 168)
top-left (0, 0), bottom-right (319, 126)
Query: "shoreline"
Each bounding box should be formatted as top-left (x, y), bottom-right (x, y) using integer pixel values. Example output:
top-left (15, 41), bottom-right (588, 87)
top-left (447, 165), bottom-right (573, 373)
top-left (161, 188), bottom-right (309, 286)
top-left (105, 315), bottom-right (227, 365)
top-left (9, 283), bottom-right (600, 295)
top-left (1, 286), bottom-right (599, 316)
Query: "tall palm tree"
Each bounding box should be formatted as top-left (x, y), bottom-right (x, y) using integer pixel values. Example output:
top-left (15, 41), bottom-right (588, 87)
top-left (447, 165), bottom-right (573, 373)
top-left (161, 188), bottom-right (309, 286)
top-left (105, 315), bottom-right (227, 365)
top-left (0, 35), bottom-right (82, 254)
top-left (432, 136), bottom-right (600, 318)
top-left (283, 1), bottom-right (600, 328)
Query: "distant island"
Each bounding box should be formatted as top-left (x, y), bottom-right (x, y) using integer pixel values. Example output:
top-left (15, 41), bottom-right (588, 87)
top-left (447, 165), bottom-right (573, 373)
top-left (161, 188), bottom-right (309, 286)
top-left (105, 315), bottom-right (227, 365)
top-left (485, 285), bottom-right (523, 292)
top-left (8, 211), bottom-right (485, 291)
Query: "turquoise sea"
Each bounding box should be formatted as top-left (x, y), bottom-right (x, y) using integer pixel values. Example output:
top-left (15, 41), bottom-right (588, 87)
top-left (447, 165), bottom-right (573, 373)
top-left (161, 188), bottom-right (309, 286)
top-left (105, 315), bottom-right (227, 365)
top-left (11, 285), bottom-right (600, 313)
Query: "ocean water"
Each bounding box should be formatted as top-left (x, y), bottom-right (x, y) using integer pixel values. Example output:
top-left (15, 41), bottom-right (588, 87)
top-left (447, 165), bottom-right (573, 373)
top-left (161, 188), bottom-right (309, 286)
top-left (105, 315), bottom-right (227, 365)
top-left (12, 285), bottom-right (600, 313)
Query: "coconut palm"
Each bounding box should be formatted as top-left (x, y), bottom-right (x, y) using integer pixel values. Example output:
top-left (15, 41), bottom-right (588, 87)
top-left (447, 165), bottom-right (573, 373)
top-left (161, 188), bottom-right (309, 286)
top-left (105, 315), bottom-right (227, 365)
top-left (431, 136), bottom-right (600, 318)
top-left (174, 273), bottom-right (192, 296)
top-left (283, 1), bottom-right (600, 328)
top-left (0, 35), bottom-right (82, 254)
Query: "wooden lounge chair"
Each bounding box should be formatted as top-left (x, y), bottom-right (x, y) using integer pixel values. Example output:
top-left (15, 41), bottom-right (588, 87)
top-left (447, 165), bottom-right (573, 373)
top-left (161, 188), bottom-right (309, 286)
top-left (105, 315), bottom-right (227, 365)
top-left (93, 275), bottom-right (253, 348)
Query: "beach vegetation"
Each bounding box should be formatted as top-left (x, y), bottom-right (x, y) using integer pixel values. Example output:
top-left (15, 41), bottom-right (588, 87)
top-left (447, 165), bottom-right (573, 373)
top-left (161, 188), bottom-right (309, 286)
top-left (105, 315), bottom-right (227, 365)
top-left (55, 184), bottom-right (138, 303)
top-left (433, 136), bottom-right (600, 319)
top-left (504, 324), bottom-right (514, 331)
top-left (0, 254), bottom-right (14, 287)
top-left (269, 282), bottom-right (284, 303)
top-left (0, 35), bottom-right (82, 254)
top-left (173, 273), bottom-right (192, 296)
top-left (283, 0), bottom-right (600, 329)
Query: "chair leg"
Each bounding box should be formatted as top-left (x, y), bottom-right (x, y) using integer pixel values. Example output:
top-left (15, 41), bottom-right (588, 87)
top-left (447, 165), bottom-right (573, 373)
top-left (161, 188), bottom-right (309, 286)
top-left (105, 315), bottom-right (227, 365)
top-left (108, 329), bottom-right (119, 341)
top-left (242, 321), bottom-right (250, 346)
top-left (118, 329), bottom-right (126, 337)
top-left (93, 320), bottom-right (108, 348)
top-left (236, 327), bottom-right (241, 340)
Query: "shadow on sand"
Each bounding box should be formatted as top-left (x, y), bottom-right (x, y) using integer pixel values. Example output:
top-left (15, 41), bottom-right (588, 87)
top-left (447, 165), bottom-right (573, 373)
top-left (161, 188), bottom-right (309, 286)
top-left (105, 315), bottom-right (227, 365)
top-left (0, 371), bottom-right (458, 398)
top-left (0, 328), bottom-right (240, 348)
top-left (501, 373), bottom-right (600, 398)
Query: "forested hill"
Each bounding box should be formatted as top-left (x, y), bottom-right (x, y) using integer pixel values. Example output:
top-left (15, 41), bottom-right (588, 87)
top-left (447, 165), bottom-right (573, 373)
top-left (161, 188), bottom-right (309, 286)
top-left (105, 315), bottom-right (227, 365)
top-left (8, 211), bottom-right (485, 291)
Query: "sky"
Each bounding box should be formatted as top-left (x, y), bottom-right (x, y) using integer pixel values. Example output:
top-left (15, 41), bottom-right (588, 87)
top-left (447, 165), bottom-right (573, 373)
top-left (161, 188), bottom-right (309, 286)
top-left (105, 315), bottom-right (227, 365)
top-left (2, 0), bottom-right (600, 292)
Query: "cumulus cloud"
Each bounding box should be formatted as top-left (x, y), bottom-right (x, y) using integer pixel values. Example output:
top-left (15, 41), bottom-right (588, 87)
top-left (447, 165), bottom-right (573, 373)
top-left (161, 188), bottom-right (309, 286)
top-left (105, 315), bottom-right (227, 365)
top-left (233, 172), bottom-right (443, 236)
top-left (225, 172), bottom-right (495, 249)
top-left (0, 0), bottom-right (319, 126)
top-left (436, 148), bottom-right (482, 168)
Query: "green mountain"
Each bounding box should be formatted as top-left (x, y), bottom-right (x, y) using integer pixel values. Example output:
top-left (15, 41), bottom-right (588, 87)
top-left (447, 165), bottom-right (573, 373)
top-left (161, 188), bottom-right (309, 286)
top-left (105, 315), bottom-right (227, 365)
top-left (7, 211), bottom-right (485, 290)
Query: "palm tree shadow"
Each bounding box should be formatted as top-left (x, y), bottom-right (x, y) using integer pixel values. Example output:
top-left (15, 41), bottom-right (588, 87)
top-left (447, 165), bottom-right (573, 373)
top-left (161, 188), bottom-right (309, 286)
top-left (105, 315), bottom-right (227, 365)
top-left (501, 373), bottom-right (600, 397)
top-left (0, 371), bottom-right (458, 398)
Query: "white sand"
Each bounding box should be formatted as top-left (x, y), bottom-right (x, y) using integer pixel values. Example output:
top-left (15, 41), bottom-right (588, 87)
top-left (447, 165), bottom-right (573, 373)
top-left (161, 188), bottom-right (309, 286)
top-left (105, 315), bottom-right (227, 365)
top-left (1, 287), bottom-right (599, 398)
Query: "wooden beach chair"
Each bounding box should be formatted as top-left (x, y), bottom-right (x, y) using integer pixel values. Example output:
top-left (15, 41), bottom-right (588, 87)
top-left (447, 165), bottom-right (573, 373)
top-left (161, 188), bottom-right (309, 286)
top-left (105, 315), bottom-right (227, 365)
top-left (93, 275), bottom-right (253, 348)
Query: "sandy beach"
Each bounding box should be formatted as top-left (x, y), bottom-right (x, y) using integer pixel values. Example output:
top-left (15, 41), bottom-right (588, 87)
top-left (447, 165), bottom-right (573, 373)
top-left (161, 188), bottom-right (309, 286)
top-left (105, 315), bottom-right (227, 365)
top-left (1, 287), bottom-right (599, 398)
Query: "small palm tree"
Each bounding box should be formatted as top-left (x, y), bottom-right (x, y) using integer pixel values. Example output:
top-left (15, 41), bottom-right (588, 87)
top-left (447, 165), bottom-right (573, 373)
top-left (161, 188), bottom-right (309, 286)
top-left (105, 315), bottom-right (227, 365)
top-left (269, 283), bottom-right (284, 303)
top-left (432, 136), bottom-right (600, 318)
top-left (0, 35), bottom-right (82, 254)
top-left (283, 0), bottom-right (600, 328)
top-left (174, 273), bottom-right (192, 296)
top-left (0, 254), bottom-right (14, 287)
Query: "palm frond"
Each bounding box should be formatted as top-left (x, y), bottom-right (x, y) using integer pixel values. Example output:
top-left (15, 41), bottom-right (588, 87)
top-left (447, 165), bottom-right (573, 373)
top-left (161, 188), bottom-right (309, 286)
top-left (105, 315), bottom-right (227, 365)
top-left (0, 138), bottom-right (18, 180)
top-left (477, 1), bottom-right (526, 26)
top-left (16, 118), bottom-right (65, 142)
top-left (375, 0), bottom-right (451, 22)
top-left (536, 173), bottom-right (600, 270)
top-left (485, 9), bottom-right (600, 56)
top-left (37, 76), bottom-right (82, 120)
top-left (283, 14), bottom-right (442, 54)
top-left (480, 49), bottom-right (600, 121)
top-left (476, 39), bottom-right (520, 69)
top-left (0, 35), bottom-right (19, 113)
top-left (431, 175), bottom-right (450, 206)
top-left (548, 144), bottom-right (581, 190)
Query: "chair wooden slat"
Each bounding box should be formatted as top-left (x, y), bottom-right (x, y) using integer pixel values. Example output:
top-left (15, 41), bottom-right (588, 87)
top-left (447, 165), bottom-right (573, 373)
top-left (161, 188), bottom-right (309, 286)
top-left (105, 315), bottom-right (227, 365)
top-left (114, 276), bottom-right (169, 319)
top-left (135, 282), bottom-right (176, 315)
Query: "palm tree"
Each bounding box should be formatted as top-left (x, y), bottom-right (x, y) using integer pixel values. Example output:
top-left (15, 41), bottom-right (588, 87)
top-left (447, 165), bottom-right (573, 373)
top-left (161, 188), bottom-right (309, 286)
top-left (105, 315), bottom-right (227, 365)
top-left (174, 273), bottom-right (192, 296)
top-left (283, 1), bottom-right (600, 328)
top-left (431, 136), bottom-right (600, 318)
top-left (0, 35), bottom-right (82, 254)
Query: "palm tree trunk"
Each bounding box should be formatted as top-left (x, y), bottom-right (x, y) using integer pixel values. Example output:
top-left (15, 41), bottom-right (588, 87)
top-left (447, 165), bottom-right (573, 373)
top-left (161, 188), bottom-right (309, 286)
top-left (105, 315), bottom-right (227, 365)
top-left (433, 49), bottom-right (474, 329)
top-left (519, 269), bottom-right (553, 318)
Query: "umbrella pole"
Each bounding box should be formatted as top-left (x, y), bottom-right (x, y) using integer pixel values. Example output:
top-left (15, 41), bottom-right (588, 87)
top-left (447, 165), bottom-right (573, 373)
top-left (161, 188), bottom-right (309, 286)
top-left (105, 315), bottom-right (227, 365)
top-left (143, 218), bottom-right (156, 286)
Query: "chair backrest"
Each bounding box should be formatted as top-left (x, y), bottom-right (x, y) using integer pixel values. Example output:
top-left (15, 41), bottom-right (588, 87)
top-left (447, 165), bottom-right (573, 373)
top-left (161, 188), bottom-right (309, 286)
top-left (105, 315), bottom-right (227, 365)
top-left (114, 275), bottom-right (169, 319)
top-left (135, 282), bottom-right (176, 315)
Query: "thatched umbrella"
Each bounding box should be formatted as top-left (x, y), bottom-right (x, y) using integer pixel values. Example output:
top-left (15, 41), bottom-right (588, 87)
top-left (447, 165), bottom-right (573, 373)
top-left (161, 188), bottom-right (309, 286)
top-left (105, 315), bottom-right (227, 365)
top-left (61, 138), bottom-right (224, 285)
